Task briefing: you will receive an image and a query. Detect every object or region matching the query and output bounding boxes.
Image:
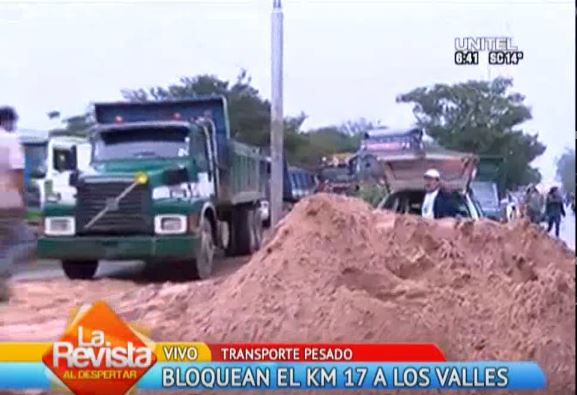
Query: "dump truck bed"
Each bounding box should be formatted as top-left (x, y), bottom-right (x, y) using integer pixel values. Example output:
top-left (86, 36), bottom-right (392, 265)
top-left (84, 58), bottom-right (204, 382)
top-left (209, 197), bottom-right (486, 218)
top-left (220, 139), bottom-right (264, 206)
top-left (357, 146), bottom-right (478, 192)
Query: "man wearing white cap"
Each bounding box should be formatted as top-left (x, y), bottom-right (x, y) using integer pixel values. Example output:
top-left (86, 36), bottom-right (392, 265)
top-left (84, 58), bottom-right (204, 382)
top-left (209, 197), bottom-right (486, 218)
top-left (421, 168), bottom-right (457, 219)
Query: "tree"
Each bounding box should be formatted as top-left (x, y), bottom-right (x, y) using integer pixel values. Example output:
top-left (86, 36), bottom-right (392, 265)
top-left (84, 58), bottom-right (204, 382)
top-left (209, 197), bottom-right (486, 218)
top-left (556, 148), bottom-right (575, 194)
top-left (289, 126), bottom-right (361, 169)
top-left (397, 77), bottom-right (546, 190)
top-left (339, 118), bottom-right (378, 136)
top-left (121, 71), bottom-right (362, 168)
top-left (49, 113), bottom-right (94, 137)
top-left (122, 71), bottom-right (271, 147)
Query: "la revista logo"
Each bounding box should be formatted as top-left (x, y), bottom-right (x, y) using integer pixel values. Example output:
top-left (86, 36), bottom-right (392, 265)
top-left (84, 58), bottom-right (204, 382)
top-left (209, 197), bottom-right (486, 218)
top-left (42, 301), bottom-right (157, 395)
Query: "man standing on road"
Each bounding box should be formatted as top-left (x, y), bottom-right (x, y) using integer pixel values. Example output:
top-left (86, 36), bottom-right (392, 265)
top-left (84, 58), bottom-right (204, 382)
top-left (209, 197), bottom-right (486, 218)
top-left (545, 186), bottom-right (566, 238)
top-left (0, 106), bottom-right (26, 300)
top-left (421, 169), bottom-right (458, 219)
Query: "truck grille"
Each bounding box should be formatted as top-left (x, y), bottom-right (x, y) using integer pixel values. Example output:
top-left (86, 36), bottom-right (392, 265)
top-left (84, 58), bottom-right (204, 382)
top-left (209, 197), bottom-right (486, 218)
top-left (76, 181), bottom-right (153, 235)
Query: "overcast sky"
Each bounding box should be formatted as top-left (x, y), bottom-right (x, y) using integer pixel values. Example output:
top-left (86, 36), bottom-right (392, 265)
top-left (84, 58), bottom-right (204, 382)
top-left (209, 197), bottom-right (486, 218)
top-left (0, 0), bottom-right (574, 182)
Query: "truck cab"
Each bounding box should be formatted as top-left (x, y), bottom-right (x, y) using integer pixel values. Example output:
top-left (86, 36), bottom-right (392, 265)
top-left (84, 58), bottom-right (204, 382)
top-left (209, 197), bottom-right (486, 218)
top-left (318, 153), bottom-right (357, 195)
top-left (44, 136), bottom-right (91, 205)
top-left (38, 97), bottom-right (264, 281)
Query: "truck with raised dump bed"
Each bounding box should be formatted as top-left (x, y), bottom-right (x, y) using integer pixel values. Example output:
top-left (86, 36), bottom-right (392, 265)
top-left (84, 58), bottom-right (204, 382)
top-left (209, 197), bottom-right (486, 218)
top-left (37, 97), bottom-right (265, 280)
top-left (355, 127), bottom-right (483, 219)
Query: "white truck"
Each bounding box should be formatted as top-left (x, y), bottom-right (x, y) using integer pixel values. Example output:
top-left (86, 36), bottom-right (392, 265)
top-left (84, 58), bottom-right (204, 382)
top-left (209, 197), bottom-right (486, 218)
top-left (43, 135), bottom-right (92, 205)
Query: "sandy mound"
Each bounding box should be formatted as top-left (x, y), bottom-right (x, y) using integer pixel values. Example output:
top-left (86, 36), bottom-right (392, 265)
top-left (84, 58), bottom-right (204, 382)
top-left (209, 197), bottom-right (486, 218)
top-left (1, 193), bottom-right (575, 394)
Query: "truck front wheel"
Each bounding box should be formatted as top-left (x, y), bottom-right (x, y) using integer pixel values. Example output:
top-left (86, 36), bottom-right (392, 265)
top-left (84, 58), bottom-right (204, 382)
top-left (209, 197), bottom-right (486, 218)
top-left (61, 260), bottom-right (98, 280)
top-left (191, 218), bottom-right (215, 280)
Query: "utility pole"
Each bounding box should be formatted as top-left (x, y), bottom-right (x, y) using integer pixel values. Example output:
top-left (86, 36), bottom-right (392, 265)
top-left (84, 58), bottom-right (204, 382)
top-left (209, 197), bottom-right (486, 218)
top-left (270, 0), bottom-right (284, 226)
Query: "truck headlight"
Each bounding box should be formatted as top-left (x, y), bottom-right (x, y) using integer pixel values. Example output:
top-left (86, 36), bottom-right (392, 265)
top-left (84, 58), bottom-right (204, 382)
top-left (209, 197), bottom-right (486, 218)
top-left (152, 186), bottom-right (191, 200)
top-left (45, 216), bottom-right (75, 236)
top-left (154, 215), bottom-right (187, 235)
top-left (46, 192), bottom-right (62, 203)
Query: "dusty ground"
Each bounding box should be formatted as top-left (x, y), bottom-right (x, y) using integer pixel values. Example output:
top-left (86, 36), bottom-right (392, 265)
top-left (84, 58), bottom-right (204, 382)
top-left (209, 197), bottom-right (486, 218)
top-left (0, 193), bottom-right (575, 395)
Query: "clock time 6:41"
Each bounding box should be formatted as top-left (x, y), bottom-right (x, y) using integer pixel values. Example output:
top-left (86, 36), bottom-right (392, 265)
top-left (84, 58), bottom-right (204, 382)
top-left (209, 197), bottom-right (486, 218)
top-left (454, 51), bottom-right (479, 65)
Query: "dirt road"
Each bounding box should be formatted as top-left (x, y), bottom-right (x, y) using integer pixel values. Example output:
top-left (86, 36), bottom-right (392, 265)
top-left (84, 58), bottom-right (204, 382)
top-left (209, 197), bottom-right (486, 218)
top-left (0, 195), bottom-right (574, 394)
top-left (0, 253), bottom-right (252, 342)
top-left (12, 254), bottom-right (249, 283)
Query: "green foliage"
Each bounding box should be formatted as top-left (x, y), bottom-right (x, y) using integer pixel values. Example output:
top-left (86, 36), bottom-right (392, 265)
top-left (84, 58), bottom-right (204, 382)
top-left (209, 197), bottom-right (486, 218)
top-left (289, 126), bottom-right (362, 169)
top-left (122, 71), bottom-right (271, 147)
top-left (50, 114), bottom-right (93, 138)
top-left (556, 148), bottom-right (575, 194)
top-left (339, 118), bottom-right (378, 136)
top-left (397, 77), bottom-right (545, 191)
top-left (356, 182), bottom-right (389, 207)
top-left (121, 71), bottom-right (364, 168)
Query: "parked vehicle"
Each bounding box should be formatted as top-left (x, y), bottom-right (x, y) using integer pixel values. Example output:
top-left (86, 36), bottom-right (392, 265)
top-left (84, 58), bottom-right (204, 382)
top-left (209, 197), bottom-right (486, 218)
top-left (289, 166), bottom-right (317, 200)
top-left (318, 153), bottom-right (357, 195)
top-left (20, 133), bottom-right (48, 225)
top-left (470, 156), bottom-right (505, 221)
top-left (38, 97), bottom-right (265, 280)
top-left (471, 181), bottom-right (501, 220)
top-left (258, 154), bottom-right (294, 227)
top-left (368, 147), bottom-right (483, 219)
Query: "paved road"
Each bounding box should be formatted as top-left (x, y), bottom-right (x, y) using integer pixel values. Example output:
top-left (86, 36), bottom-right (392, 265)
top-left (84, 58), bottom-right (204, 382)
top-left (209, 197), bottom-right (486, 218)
top-left (12, 260), bottom-right (145, 281)
top-left (12, 252), bottom-right (251, 282)
top-left (531, 207), bottom-right (574, 251)
top-left (555, 208), bottom-right (575, 251)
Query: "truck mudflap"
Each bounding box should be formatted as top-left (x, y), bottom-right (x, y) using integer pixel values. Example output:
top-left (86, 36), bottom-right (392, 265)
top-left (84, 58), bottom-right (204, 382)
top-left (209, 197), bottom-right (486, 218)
top-left (37, 235), bottom-right (201, 261)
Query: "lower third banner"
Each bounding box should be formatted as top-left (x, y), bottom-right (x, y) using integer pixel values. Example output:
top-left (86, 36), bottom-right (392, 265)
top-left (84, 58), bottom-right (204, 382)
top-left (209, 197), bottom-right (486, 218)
top-left (0, 361), bottom-right (546, 390)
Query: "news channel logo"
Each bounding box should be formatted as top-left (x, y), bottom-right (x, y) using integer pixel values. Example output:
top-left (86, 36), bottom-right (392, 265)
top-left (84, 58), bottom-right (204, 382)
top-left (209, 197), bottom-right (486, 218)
top-left (454, 36), bottom-right (524, 66)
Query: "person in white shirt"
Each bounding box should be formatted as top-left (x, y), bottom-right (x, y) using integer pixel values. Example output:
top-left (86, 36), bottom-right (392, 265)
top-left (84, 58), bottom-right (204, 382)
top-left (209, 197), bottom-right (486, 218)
top-left (0, 106), bottom-right (26, 296)
top-left (421, 168), bottom-right (457, 219)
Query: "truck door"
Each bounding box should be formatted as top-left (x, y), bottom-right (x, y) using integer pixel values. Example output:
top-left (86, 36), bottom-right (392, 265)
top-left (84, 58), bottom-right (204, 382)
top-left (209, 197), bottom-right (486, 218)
top-left (49, 145), bottom-right (77, 202)
top-left (189, 128), bottom-right (215, 198)
top-left (76, 143), bottom-right (92, 172)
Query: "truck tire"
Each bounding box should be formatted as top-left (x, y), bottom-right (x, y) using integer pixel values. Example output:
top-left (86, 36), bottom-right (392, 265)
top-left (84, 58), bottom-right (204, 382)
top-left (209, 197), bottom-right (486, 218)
top-left (62, 260), bottom-right (98, 280)
top-left (191, 218), bottom-right (215, 280)
top-left (251, 208), bottom-right (263, 251)
top-left (227, 206), bottom-right (253, 256)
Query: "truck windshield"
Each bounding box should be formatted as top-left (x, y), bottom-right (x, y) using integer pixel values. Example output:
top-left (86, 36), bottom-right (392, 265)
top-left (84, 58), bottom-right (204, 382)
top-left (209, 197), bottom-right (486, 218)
top-left (93, 127), bottom-right (189, 161)
top-left (471, 182), bottom-right (499, 209)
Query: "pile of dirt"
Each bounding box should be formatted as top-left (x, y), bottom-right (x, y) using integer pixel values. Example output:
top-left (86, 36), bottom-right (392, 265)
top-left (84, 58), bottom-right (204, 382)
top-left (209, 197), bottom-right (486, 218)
top-left (1, 193), bottom-right (574, 394)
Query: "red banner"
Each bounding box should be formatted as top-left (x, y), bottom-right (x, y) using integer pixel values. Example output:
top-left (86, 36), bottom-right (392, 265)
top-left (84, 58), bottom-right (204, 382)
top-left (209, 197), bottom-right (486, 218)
top-left (208, 343), bottom-right (446, 362)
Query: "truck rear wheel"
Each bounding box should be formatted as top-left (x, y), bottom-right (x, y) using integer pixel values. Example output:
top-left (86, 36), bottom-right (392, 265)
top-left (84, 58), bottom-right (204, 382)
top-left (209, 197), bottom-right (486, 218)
top-left (226, 206), bottom-right (257, 256)
top-left (62, 260), bottom-right (98, 280)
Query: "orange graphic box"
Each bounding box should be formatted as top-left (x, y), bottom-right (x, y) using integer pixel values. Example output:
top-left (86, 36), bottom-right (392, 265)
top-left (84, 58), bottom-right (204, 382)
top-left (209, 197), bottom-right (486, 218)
top-left (42, 301), bottom-right (157, 395)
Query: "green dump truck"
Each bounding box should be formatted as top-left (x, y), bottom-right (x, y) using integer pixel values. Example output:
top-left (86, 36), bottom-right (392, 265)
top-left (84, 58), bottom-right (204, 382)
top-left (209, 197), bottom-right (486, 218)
top-left (37, 97), bottom-right (264, 280)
